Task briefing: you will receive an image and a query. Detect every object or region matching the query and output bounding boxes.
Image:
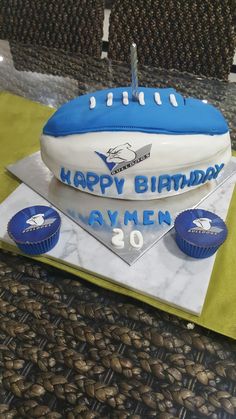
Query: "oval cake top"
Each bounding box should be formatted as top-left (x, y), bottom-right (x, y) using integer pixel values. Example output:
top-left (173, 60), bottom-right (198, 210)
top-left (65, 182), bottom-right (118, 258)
top-left (43, 87), bottom-right (228, 137)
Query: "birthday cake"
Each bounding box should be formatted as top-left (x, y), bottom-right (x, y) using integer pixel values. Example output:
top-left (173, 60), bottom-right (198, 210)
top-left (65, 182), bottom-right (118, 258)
top-left (41, 87), bottom-right (231, 201)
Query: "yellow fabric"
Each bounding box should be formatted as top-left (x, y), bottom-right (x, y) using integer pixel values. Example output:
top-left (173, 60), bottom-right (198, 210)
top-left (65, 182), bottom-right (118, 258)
top-left (0, 91), bottom-right (53, 201)
top-left (0, 91), bottom-right (236, 339)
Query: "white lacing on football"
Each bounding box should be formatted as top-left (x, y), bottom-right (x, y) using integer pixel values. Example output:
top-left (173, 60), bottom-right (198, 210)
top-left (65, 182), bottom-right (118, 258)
top-left (169, 94), bottom-right (178, 107)
top-left (122, 91), bottom-right (129, 106)
top-left (89, 96), bottom-right (96, 109)
top-left (154, 92), bottom-right (162, 105)
top-left (139, 92), bottom-right (145, 105)
top-left (107, 92), bottom-right (113, 107)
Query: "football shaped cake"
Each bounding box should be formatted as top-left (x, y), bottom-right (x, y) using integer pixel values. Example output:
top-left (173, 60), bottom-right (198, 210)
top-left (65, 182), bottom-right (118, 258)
top-left (41, 86), bottom-right (231, 200)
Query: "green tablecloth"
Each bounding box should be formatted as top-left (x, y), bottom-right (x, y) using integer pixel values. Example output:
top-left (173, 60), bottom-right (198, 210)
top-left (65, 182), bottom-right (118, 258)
top-left (1, 91), bottom-right (236, 339)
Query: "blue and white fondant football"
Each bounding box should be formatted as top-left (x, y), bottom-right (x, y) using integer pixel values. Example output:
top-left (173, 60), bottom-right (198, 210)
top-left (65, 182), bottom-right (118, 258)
top-left (41, 87), bottom-right (231, 200)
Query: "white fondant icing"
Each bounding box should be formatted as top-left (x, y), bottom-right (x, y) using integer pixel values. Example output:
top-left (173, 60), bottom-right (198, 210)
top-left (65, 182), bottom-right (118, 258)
top-left (41, 130), bottom-right (231, 200)
top-left (154, 92), bottom-right (162, 105)
top-left (130, 230), bottom-right (144, 249)
top-left (123, 91), bottom-right (129, 106)
top-left (169, 93), bottom-right (178, 107)
top-left (139, 92), bottom-right (145, 105)
top-left (112, 228), bottom-right (124, 249)
top-left (107, 92), bottom-right (113, 107)
top-left (111, 229), bottom-right (144, 249)
top-left (90, 97), bottom-right (96, 109)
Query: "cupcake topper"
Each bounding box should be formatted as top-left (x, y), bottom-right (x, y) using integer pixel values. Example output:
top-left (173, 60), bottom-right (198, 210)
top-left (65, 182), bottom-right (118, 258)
top-left (131, 43), bottom-right (139, 101)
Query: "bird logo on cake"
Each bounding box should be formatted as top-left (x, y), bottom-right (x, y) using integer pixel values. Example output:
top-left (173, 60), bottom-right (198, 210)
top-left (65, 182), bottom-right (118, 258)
top-left (107, 143), bottom-right (137, 163)
top-left (23, 213), bottom-right (57, 233)
top-left (188, 217), bottom-right (223, 235)
top-left (95, 142), bottom-right (152, 175)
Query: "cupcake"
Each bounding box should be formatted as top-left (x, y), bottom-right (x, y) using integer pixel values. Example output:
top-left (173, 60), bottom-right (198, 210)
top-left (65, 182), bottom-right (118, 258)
top-left (174, 208), bottom-right (227, 259)
top-left (8, 205), bottom-right (61, 255)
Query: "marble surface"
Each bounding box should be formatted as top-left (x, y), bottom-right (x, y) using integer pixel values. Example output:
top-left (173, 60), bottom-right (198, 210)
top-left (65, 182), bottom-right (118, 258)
top-left (0, 173), bottom-right (235, 315)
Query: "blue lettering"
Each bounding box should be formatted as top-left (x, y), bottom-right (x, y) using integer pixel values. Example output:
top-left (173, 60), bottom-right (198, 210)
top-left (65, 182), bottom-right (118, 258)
top-left (143, 210), bottom-right (154, 225)
top-left (158, 175), bottom-right (171, 193)
top-left (124, 210), bottom-right (138, 226)
top-left (171, 174), bottom-right (183, 191)
top-left (135, 176), bottom-right (148, 193)
top-left (60, 167), bottom-right (71, 185)
top-left (188, 171), bottom-right (196, 187)
top-left (107, 210), bottom-right (118, 227)
top-left (214, 163), bottom-right (224, 179)
top-left (114, 177), bottom-right (125, 195)
top-left (192, 170), bottom-right (205, 186)
top-left (151, 176), bottom-right (157, 192)
top-left (203, 166), bottom-right (215, 182)
top-left (88, 210), bottom-right (104, 226)
top-left (74, 171), bottom-right (86, 188)
top-left (100, 175), bottom-right (113, 194)
top-left (87, 172), bottom-right (99, 192)
top-left (181, 175), bottom-right (189, 189)
top-left (158, 210), bottom-right (171, 226)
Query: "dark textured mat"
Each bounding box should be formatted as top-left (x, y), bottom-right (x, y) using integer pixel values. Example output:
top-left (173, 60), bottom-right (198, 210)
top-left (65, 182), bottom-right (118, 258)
top-left (0, 250), bottom-right (236, 418)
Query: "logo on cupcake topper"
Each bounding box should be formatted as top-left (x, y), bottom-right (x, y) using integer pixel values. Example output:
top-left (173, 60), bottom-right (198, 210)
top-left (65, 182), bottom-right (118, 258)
top-left (23, 213), bottom-right (57, 233)
top-left (188, 217), bottom-right (223, 235)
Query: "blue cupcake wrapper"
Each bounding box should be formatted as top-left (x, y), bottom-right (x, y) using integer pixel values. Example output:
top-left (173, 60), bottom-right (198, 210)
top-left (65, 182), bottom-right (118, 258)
top-left (176, 232), bottom-right (220, 259)
top-left (12, 227), bottom-right (60, 256)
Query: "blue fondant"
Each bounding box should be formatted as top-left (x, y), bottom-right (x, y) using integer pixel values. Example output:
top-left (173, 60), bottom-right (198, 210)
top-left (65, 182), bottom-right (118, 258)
top-left (100, 175), bottom-right (113, 195)
top-left (87, 172), bottom-right (99, 191)
top-left (180, 175), bottom-right (189, 189)
top-left (158, 175), bottom-right (171, 193)
top-left (143, 210), bottom-right (154, 225)
top-left (158, 211), bottom-right (172, 226)
top-left (191, 170), bottom-right (205, 186)
top-left (151, 176), bottom-right (156, 193)
top-left (213, 163), bottom-right (224, 178)
top-left (135, 176), bottom-right (148, 193)
top-left (88, 210), bottom-right (104, 226)
top-left (74, 171), bottom-right (86, 189)
top-left (203, 167), bottom-right (215, 182)
top-left (188, 171), bottom-right (197, 187)
top-left (114, 177), bottom-right (125, 195)
top-left (107, 210), bottom-right (118, 227)
top-left (124, 211), bottom-right (138, 226)
top-left (60, 167), bottom-right (71, 185)
top-left (171, 174), bottom-right (183, 191)
top-left (43, 87), bottom-right (229, 137)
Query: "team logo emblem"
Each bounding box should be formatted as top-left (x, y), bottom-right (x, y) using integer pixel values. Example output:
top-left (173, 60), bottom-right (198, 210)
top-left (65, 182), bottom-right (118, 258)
top-left (23, 213), bottom-right (57, 233)
top-left (188, 218), bottom-right (223, 235)
top-left (96, 142), bottom-right (152, 175)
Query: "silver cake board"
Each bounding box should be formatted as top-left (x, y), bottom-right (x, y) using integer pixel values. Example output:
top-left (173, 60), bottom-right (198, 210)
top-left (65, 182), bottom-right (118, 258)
top-left (7, 152), bottom-right (236, 265)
